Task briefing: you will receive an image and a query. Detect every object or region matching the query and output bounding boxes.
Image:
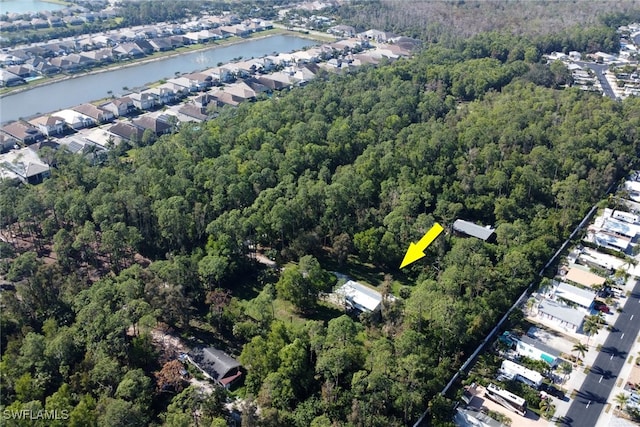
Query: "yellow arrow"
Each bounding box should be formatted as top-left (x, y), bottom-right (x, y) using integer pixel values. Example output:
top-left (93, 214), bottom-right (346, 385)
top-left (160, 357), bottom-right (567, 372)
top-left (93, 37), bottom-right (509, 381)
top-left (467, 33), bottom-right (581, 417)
top-left (400, 222), bottom-right (444, 269)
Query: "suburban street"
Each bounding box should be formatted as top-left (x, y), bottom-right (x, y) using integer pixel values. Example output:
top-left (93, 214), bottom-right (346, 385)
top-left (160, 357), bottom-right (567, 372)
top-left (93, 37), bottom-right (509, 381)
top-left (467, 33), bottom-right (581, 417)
top-left (560, 279), bottom-right (640, 427)
top-left (575, 61), bottom-right (617, 99)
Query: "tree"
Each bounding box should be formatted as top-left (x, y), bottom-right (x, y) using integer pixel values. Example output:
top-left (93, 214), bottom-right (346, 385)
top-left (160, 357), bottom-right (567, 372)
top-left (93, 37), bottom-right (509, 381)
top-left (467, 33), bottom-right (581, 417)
top-left (155, 360), bottom-right (188, 394)
top-left (559, 361), bottom-right (572, 381)
top-left (614, 392), bottom-right (629, 410)
top-left (583, 317), bottom-right (603, 346)
top-left (572, 342), bottom-right (588, 363)
top-left (276, 256), bottom-right (334, 313)
top-left (539, 398), bottom-right (555, 419)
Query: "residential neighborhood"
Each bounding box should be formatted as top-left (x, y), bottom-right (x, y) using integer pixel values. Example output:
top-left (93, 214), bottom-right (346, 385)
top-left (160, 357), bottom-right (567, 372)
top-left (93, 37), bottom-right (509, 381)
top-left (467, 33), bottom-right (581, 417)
top-left (0, 15), bottom-right (419, 182)
top-left (455, 172), bottom-right (640, 427)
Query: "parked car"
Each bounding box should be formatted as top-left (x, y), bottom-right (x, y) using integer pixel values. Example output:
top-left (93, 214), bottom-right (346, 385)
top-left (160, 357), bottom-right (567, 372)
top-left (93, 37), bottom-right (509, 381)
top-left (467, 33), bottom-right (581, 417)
top-left (594, 302), bottom-right (610, 314)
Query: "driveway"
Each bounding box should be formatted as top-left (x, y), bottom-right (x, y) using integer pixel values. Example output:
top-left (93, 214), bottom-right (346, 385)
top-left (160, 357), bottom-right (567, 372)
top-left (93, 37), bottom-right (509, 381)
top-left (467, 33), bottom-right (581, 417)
top-left (559, 279), bottom-right (640, 427)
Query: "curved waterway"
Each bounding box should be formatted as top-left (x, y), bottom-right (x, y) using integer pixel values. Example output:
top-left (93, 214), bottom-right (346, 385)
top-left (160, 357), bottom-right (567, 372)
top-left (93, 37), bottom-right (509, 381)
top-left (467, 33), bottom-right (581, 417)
top-left (1, 35), bottom-right (316, 123)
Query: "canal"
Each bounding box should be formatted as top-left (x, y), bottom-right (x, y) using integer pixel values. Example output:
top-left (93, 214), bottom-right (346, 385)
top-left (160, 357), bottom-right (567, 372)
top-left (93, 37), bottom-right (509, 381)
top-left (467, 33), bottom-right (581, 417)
top-left (1, 35), bottom-right (317, 123)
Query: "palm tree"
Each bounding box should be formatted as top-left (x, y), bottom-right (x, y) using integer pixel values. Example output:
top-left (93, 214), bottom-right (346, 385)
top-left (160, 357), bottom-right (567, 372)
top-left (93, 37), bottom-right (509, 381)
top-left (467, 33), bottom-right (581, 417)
top-left (560, 361), bottom-right (573, 381)
top-left (572, 342), bottom-right (588, 363)
top-left (583, 318), bottom-right (603, 345)
top-left (614, 392), bottom-right (629, 410)
top-left (539, 398), bottom-right (555, 419)
top-left (526, 296), bottom-right (538, 314)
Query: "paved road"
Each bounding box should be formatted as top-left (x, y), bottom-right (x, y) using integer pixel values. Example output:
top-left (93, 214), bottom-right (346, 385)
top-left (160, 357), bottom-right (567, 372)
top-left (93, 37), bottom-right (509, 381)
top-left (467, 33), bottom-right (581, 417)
top-left (559, 280), bottom-right (640, 427)
top-left (575, 61), bottom-right (617, 100)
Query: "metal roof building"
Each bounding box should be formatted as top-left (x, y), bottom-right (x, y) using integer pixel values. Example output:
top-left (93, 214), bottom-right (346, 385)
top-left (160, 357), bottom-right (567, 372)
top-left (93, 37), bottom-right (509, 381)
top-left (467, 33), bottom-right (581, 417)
top-left (453, 219), bottom-right (496, 242)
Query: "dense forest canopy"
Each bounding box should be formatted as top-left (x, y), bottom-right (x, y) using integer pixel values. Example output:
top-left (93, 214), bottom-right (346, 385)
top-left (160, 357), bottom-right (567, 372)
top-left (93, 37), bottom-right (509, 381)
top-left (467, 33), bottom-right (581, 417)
top-left (2, 3), bottom-right (640, 426)
top-left (337, 0), bottom-right (640, 46)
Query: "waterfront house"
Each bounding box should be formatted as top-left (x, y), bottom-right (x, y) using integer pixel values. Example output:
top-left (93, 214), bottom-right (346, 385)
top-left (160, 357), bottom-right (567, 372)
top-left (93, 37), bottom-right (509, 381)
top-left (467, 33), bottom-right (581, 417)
top-left (184, 72), bottom-right (213, 91)
top-left (101, 97), bottom-right (134, 117)
top-left (72, 104), bottom-right (115, 124)
top-left (1, 122), bottom-right (43, 144)
top-left (6, 65), bottom-right (34, 79)
top-left (133, 40), bottom-right (155, 55)
top-left (29, 115), bottom-right (66, 137)
top-left (113, 43), bottom-right (145, 60)
top-left (149, 38), bottom-right (174, 52)
top-left (145, 87), bottom-right (176, 105)
top-left (168, 76), bottom-right (200, 93)
top-left (0, 69), bottom-right (25, 87)
top-left (27, 57), bottom-right (61, 76)
top-left (53, 109), bottom-right (95, 130)
top-left (80, 48), bottom-right (115, 65)
top-left (129, 92), bottom-right (156, 110)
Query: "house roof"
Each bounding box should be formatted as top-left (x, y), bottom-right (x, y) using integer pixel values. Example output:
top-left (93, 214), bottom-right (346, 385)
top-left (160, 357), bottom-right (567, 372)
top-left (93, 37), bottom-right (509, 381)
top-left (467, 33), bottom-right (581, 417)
top-left (555, 281), bottom-right (595, 308)
top-left (72, 103), bottom-right (111, 121)
top-left (189, 347), bottom-right (241, 381)
top-left (29, 115), bottom-right (65, 128)
top-left (335, 280), bottom-right (382, 312)
top-left (603, 218), bottom-right (640, 238)
top-left (565, 267), bottom-right (606, 288)
top-left (516, 335), bottom-right (560, 358)
top-left (108, 122), bottom-right (144, 141)
top-left (0, 147), bottom-right (49, 181)
top-left (453, 219), bottom-right (496, 241)
top-left (594, 231), bottom-right (630, 251)
top-left (178, 104), bottom-right (208, 121)
top-left (132, 115), bottom-right (171, 134)
top-left (455, 408), bottom-right (506, 427)
top-left (1, 121), bottom-right (42, 141)
top-left (500, 360), bottom-right (543, 386)
top-left (537, 300), bottom-right (585, 328)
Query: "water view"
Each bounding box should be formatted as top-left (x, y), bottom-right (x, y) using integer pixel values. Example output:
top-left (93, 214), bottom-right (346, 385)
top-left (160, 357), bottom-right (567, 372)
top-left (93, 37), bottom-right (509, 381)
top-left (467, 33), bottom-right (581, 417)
top-left (1, 35), bottom-right (317, 123)
top-left (0, 0), bottom-right (67, 14)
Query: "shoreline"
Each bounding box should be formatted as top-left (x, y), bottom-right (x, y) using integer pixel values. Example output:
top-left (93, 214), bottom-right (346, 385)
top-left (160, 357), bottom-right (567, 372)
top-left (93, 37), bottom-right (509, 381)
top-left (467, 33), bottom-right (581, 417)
top-left (1, 29), bottom-right (326, 100)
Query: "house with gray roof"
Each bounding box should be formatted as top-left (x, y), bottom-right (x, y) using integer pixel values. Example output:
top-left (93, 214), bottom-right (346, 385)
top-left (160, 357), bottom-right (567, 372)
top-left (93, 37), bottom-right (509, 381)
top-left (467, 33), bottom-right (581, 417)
top-left (537, 300), bottom-right (585, 333)
top-left (453, 219), bottom-right (497, 242)
top-left (186, 347), bottom-right (243, 389)
top-left (0, 147), bottom-right (50, 184)
top-left (515, 335), bottom-right (560, 366)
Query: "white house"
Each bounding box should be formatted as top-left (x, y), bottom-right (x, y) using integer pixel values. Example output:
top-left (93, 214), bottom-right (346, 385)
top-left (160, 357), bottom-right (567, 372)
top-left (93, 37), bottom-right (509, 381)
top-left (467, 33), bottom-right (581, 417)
top-left (335, 280), bottom-right (383, 313)
top-left (514, 335), bottom-right (560, 366)
top-left (554, 281), bottom-right (595, 312)
top-left (498, 360), bottom-right (543, 389)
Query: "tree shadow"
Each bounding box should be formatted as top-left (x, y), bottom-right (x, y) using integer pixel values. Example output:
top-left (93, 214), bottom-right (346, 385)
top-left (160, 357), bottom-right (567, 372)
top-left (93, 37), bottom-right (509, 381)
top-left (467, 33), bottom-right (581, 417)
top-left (589, 365), bottom-right (613, 379)
top-left (599, 345), bottom-right (627, 359)
top-left (574, 389), bottom-right (606, 404)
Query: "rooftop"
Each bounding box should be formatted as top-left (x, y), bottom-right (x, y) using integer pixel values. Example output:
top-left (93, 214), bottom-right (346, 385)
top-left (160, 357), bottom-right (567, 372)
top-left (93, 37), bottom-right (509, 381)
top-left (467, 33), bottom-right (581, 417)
top-left (516, 334), bottom-right (560, 358)
top-left (335, 280), bottom-right (382, 312)
top-left (538, 300), bottom-right (585, 328)
top-left (453, 219), bottom-right (496, 241)
top-left (555, 280), bottom-right (596, 309)
top-left (565, 267), bottom-right (606, 289)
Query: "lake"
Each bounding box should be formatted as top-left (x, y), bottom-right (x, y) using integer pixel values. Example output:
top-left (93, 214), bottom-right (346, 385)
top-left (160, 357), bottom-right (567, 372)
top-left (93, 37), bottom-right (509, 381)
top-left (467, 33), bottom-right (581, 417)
top-left (1, 35), bottom-right (317, 123)
top-left (0, 0), bottom-right (67, 14)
